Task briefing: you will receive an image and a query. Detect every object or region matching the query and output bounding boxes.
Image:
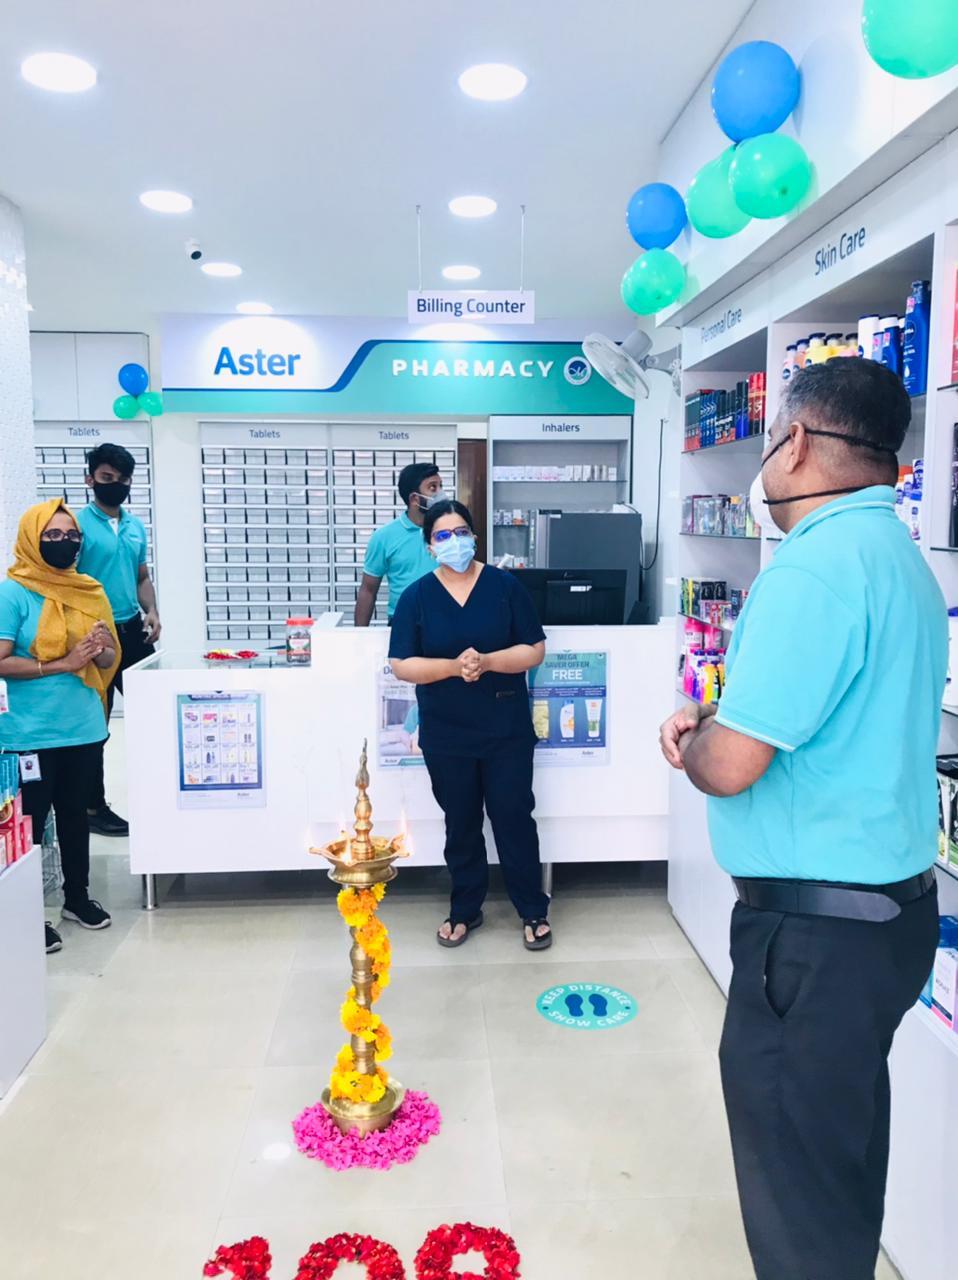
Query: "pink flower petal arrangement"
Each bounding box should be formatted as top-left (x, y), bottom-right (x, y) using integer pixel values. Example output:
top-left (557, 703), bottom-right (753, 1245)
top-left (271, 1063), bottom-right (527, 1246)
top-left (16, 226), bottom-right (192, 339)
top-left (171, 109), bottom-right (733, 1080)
top-left (292, 1089), bottom-right (441, 1171)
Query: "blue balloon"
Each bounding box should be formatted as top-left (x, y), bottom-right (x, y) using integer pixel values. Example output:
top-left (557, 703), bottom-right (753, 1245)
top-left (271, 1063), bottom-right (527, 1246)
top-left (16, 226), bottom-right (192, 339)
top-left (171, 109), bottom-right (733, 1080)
top-left (118, 362), bottom-right (149, 397)
top-left (626, 182), bottom-right (688, 250)
top-left (711, 41), bottom-right (801, 142)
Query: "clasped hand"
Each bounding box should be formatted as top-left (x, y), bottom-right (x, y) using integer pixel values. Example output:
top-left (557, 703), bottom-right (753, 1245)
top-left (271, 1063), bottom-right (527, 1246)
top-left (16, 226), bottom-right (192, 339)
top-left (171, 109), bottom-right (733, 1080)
top-left (64, 622), bottom-right (112, 671)
top-left (457, 647), bottom-right (486, 683)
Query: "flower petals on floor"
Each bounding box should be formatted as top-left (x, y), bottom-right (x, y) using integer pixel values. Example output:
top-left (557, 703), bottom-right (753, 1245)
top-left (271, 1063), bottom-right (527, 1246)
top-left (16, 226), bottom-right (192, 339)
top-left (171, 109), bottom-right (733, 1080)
top-left (414, 1223), bottom-right (522, 1279)
top-left (292, 1088), bottom-right (441, 1170)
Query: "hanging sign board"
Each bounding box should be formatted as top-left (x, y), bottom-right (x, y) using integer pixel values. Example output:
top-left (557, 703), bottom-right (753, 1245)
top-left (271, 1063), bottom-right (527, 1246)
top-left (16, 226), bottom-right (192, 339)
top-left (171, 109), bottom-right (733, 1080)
top-left (407, 289), bottom-right (535, 325)
top-left (160, 314), bottom-right (632, 415)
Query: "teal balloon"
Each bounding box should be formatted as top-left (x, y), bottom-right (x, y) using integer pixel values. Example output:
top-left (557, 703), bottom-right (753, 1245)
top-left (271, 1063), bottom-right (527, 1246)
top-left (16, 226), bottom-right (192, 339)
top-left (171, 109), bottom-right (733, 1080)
top-left (863, 0), bottom-right (958, 78)
top-left (729, 133), bottom-right (812, 219)
top-left (687, 148), bottom-right (752, 238)
top-left (113, 394), bottom-right (139, 420)
top-left (620, 249), bottom-right (686, 315)
top-left (137, 391), bottom-right (164, 417)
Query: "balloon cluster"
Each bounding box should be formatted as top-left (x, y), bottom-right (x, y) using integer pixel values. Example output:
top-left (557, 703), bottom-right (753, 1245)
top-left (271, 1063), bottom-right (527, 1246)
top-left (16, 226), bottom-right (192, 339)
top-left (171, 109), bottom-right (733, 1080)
top-left (862, 0), bottom-right (958, 80)
top-left (621, 40), bottom-right (807, 314)
top-left (113, 363), bottom-right (164, 419)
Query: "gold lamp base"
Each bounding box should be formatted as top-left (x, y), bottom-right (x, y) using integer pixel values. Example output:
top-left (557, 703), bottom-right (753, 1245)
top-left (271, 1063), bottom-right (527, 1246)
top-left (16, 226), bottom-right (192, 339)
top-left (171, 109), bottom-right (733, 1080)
top-left (321, 1078), bottom-right (406, 1135)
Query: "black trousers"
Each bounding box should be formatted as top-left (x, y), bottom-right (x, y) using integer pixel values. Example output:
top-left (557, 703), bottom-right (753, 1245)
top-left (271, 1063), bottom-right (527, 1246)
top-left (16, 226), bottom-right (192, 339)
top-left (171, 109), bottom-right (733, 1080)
top-left (20, 742), bottom-right (101, 904)
top-left (89, 615), bottom-right (155, 810)
top-left (719, 886), bottom-right (939, 1280)
top-left (424, 741), bottom-right (550, 924)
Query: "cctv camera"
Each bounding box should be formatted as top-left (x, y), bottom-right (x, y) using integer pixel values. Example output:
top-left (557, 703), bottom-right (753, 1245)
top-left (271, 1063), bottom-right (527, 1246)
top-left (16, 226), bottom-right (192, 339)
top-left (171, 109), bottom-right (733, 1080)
top-left (185, 238), bottom-right (202, 262)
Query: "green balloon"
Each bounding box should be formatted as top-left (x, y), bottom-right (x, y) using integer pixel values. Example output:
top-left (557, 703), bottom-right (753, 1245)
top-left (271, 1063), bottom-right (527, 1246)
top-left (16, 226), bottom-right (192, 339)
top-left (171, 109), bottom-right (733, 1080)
top-left (113, 394), bottom-right (139, 420)
top-left (730, 134), bottom-right (812, 220)
top-left (686, 147), bottom-right (752, 239)
top-left (620, 249), bottom-right (686, 315)
top-left (138, 391), bottom-right (164, 417)
top-left (863, 0), bottom-right (958, 78)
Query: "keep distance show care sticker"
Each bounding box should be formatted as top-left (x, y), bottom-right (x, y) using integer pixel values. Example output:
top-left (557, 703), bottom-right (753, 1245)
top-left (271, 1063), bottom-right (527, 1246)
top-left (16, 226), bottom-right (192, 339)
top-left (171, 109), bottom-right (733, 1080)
top-left (536, 982), bottom-right (637, 1030)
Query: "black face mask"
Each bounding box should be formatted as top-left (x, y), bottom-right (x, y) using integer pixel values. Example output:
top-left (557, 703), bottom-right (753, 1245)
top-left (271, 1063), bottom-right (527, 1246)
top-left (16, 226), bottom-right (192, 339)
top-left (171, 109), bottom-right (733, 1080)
top-left (40, 540), bottom-right (80, 570)
top-left (93, 480), bottom-right (131, 507)
top-left (761, 427), bottom-right (898, 507)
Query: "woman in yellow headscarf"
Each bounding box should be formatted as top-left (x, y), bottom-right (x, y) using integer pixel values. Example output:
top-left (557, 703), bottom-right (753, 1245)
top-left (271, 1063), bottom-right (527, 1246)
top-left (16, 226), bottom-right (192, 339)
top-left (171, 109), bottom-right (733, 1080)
top-left (0, 499), bottom-right (119, 954)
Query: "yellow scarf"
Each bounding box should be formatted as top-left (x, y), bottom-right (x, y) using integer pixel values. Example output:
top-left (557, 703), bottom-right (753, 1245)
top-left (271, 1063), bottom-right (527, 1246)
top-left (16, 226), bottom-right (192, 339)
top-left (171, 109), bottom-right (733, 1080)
top-left (8, 498), bottom-right (120, 708)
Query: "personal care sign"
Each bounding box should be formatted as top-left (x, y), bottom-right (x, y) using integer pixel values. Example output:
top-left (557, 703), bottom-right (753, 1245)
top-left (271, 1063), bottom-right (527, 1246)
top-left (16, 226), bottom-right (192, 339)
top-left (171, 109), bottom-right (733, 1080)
top-left (160, 314), bottom-right (632, 415)
top-left (528, 651), bottom-right (608, 766)
top-left (407, 289), bottom-right (534, 324)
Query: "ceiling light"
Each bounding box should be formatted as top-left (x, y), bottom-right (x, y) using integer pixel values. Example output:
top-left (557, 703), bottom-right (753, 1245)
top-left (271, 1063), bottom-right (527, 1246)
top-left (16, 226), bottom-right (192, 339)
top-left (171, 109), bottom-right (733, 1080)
top-left (458, 63), bottom-right (527, 102)
top-left (21, 52), bottom-right (97, 93)
top-left (442, 265), bottom-right (481, 281)
top-left (236, 301), bottom-right (273, 315)
top-left (448, 195), bottom-right (497, 219)
top-left (201, 262), bottom-right (242, 278)
top-left (139, 189), bottom-right (193, 214)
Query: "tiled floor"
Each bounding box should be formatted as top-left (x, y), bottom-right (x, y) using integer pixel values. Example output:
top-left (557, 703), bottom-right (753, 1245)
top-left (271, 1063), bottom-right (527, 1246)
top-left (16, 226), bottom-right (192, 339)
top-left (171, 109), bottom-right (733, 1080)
top-left (0, 735), bottom-right (902, 1279)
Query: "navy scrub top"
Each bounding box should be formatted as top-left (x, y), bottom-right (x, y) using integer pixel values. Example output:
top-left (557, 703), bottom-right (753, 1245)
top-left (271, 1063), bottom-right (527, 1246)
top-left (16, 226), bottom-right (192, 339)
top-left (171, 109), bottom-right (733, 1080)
top-left (389, 565), bottom-right (545, 757)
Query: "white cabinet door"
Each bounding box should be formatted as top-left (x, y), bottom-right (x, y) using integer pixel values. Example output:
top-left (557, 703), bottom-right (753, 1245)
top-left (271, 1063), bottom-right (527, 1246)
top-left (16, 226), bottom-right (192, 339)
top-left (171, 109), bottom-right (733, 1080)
top-left (76, 333), bottom-right (150, 420)
top-left (30, 332), bottom-right (78, 420)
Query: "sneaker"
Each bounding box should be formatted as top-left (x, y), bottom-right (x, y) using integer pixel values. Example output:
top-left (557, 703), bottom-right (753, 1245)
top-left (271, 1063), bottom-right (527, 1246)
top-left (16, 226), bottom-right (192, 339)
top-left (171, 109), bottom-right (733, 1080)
top-left (87, 805), bottom-right (129, 837)
top-left (62, 897), bottom-right (112, 930)
top-left (45, 921), bottom-right (63, 954)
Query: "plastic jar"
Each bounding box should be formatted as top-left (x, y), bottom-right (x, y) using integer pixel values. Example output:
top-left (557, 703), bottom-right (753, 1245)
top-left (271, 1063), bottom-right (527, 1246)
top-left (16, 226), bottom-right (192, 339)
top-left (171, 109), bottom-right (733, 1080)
top-left (286, 616), bottom-right (314, 665)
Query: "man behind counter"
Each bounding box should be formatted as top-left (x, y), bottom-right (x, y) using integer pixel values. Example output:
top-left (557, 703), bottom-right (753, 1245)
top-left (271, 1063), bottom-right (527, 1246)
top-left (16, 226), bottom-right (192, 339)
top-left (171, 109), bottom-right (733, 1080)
top-left (77, 443), bottom-right (161, 836)
top-left (354, 462), bottom-right (446, 626)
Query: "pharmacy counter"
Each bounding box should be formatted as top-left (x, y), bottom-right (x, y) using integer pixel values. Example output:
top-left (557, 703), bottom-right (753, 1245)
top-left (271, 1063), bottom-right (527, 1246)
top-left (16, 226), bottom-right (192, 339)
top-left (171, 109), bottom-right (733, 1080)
top-left (124, 622), bottom-right (675, 893)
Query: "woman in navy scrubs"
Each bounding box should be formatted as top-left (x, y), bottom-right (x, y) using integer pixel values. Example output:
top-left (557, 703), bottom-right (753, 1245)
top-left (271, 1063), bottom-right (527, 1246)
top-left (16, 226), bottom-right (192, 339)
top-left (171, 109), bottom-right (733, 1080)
top-left (389, 500), bottom-right (552, 951)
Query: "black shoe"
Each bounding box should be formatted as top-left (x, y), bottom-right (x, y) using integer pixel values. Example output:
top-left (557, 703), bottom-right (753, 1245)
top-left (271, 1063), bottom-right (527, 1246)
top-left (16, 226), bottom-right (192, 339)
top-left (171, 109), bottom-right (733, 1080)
top-left (62, 897), bottom-right (112, 930)
top-left (45, 922), bottom-right (63, 954)
top-left (87, 805), bottom-right (129, 837)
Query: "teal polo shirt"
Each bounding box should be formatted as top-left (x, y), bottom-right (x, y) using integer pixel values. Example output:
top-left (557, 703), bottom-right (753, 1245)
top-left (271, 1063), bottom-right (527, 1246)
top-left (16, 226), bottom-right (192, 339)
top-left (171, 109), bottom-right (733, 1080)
top-left (76, 503), bottom-right (148, 623)
top-left (708, 486), bottom-right (947, 885)
top-left (363, 513), bottom-right (436, 617)
top-left (0, 581), bottom-right (107, 750)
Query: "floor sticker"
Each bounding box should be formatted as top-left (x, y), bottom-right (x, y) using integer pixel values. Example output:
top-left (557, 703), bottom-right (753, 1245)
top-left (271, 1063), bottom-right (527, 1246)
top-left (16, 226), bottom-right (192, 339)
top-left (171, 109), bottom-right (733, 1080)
top-left (536, 982), bottom-right (637, 1030)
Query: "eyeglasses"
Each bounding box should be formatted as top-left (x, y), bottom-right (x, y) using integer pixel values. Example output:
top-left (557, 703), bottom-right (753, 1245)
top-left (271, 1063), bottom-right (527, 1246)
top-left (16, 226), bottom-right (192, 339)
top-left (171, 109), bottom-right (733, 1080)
top-left (40, 530), bottom-right (83, 544)
top-left (432, 527), bottom-right (473, 543)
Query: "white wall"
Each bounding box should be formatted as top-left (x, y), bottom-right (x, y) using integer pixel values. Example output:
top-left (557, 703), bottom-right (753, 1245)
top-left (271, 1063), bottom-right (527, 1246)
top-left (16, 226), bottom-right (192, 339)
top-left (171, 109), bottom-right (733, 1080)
top-left (0, 196), bottom-right (35, 558)
top-left (151, 414), bottom-right (206, 652)
top-left (630, 325), bottom-right (683, 621)
top-left (658, 1), bottom-right (958, 321)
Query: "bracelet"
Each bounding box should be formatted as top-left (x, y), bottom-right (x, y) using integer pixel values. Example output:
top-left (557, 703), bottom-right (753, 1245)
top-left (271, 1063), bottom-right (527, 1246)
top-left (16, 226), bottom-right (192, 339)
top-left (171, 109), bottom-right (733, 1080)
top-left (36, 660), bottom-right (44, 677)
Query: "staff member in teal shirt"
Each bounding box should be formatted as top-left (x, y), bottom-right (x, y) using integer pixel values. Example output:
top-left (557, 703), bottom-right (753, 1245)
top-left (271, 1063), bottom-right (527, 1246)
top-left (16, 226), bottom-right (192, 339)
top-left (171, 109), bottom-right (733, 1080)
top-left (354, 462), bottom-right (445, 625)
top-left (77, 443), bottom-right (161, 836)
top-left (660, 361), bottom-right (947, 1280)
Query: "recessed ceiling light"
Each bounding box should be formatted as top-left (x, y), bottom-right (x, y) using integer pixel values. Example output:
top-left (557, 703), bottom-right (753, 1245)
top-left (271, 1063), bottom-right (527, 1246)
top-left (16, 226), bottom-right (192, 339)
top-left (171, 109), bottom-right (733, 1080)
top-left (442, 265), bottom-right (481, 281)
top-left (448, 195), bottom-right (497, 219)
top-left (21, 52), bottom-right (97, 93)
top-left (458, 63), bottom-right (527, 102)
top-left (236, 301), bottom-right (273, 315)
top-left (201, 262), bottom-right (242, 278)
top-left (139, 189), bottom-right (193, 214)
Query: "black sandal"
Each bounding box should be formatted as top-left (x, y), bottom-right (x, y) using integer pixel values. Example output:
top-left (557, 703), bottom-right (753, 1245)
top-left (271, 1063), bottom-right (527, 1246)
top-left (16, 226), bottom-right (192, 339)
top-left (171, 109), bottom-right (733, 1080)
top-left (523, 917), bottom-right (553, 951)
top-left (436, 911), bottom-right (484, 948)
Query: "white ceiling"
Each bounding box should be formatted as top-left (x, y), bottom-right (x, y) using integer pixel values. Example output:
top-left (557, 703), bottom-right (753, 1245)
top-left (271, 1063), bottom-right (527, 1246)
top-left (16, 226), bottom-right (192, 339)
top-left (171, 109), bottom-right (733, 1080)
top-left (0, 0), bottom-right (753, 331)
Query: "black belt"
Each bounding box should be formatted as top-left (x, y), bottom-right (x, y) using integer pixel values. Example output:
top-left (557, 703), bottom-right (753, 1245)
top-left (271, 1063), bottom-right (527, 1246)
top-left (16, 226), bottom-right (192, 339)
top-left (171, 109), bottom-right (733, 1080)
top-left (733, 869), bottom-right (936, 923)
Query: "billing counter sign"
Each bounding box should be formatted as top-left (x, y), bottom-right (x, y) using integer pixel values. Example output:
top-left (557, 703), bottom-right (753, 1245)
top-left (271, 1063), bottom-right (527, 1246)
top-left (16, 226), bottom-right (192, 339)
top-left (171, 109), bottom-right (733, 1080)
top-left (536, 983), bottom-right (637, 1030)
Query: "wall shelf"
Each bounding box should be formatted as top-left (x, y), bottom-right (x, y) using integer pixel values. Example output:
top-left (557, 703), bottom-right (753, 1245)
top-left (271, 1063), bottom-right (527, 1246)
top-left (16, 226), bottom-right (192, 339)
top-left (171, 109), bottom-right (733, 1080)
top-left (679, 610), bottom-right (737, 632)
top-left (679, 531), bottom-right (761, 542)
top-left (682, 435), bottom-right (764, 456)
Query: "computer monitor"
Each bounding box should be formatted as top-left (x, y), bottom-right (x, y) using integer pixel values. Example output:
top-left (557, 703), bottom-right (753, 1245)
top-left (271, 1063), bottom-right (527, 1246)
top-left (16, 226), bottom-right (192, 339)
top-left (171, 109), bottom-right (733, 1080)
top-left (509, 568), bottom-right (627, 625)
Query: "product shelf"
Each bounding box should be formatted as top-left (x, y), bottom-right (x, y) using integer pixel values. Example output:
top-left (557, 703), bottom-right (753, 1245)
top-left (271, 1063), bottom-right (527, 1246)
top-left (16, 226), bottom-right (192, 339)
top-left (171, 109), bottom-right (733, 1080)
top-left (910, 999), bottom-right (958, 1060)
top-left (930, 546), bottom-right (958, 553)
top-left (682, 435), bottom-right (764, 456)
top-left (679, 610), bottom-right (737, 633)
top-left (679, 532), bottom-right (761, 542)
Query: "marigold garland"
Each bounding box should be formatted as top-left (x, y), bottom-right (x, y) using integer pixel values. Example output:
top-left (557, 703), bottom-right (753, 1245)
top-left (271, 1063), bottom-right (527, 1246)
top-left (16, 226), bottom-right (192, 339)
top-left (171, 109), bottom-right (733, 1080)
top-left (329, 884), bottom-right (394, 1103)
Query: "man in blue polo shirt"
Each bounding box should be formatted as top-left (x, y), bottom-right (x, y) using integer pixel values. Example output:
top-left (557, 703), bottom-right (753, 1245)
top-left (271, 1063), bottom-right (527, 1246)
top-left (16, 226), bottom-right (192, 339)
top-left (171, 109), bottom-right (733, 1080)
top-left (660, 360), bottom-right (946, 1280)
top-left (354, 462), bottom-right (445, 625)
top-left (77, 442), bottom-right (161, 836)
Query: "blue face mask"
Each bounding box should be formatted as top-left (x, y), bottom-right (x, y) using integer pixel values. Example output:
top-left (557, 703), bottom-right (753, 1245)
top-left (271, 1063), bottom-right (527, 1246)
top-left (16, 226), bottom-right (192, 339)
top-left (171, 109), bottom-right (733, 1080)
top-left (434, 535), bottom-right (476, 574)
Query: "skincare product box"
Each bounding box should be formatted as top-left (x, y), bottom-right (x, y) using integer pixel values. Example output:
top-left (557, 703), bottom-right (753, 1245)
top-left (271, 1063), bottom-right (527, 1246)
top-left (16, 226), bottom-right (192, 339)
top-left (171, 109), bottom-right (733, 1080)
top-left (931, 947), bottom-right (958, 1028)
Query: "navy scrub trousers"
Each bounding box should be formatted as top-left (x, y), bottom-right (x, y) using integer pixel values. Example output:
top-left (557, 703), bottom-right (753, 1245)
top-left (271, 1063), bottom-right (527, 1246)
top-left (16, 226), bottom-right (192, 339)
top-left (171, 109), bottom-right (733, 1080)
top-left (388, 564), bottom-right (550, 925)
